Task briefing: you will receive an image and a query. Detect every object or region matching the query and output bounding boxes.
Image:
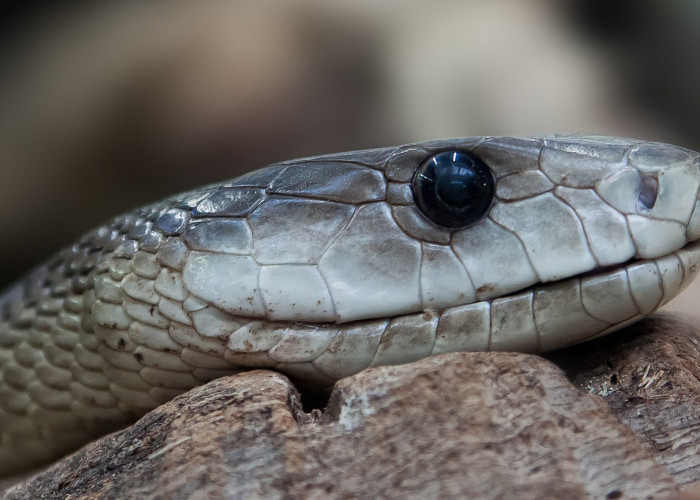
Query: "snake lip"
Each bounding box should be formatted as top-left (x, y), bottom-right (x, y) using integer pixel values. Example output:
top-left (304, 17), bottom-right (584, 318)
top-left (259, 236), bottom-right (700, 336)
top-left (575, 261), bottom-right (640, 280)
top-left (577, 239), bottom-right (700, 281)
top-left (423, 239), bottom-right (700, 327)
top-left (292, 241), bottom-right (700, 329)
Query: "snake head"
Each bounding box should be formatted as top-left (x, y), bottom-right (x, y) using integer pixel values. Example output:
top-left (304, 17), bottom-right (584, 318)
top-left (82, 135), bottom-right (700, 383)
top-left (160, 136), bottom-right (700, 329)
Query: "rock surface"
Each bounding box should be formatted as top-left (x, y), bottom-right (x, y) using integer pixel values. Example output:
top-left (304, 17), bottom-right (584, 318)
top-left (4, 350), bottom-right (679, 499)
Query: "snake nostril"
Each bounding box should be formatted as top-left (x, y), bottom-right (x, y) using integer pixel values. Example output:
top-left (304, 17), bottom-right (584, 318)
top-left (411, 150), bottom-right (495, 229)
top-left (638, 174), bottom-right (658, 211)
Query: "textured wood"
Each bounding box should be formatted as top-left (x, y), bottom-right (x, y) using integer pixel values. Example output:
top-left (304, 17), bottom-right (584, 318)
top-left (4, 352), bottom-right (677, 499)
top-left (548, 313), bottom-right (700, 487)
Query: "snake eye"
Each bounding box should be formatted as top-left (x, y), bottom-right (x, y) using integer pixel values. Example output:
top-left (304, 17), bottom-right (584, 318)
top-left (411, 150), bottom-right (495, 229)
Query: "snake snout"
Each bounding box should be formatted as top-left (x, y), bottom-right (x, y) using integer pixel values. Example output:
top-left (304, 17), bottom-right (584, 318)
top-left (595, 141), bottom-right (700, 258)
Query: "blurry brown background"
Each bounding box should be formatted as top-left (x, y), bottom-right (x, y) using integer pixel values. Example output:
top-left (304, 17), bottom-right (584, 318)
top-left (1, 0), bottom-right (699, 313)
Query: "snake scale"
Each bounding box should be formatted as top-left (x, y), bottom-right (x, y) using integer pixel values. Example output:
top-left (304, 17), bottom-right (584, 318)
top-left (1, 135), bottom-right (700, 475)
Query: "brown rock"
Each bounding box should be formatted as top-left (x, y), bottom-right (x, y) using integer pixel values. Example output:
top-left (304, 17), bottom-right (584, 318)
top-left (548, 313), bottom-right (700, 488)
top-left (5, 352), bottom-right (677, 499)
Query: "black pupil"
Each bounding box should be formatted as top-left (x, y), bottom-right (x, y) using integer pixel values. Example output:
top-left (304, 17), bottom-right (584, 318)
top-left (412, 151), bottom-right (494, 229)
top-left (435, 161), bottom-right (479, 208)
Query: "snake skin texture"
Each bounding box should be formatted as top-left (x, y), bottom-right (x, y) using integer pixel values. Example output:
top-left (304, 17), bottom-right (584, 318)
top-left (1, 135), bottom-right (700, 475)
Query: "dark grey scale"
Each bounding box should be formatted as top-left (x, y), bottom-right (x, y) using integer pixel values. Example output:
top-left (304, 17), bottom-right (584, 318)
top-left (154, 209), bottom-right (190, 236)
top-left (39, 276), bottom-right (54, 292)
top-left (385, 182), bottom-right (414, 205)
top-left (228, 164), bottom-right (289, 188)
top-left (91, 234), bottom-right (112, 255)
top-left (269, 162), bottom-right (386, 203)
top-left (65, 245), bottom-right (88, 270)
top-left (65, 246), bottom-right (88, 276)
top-left (9, 311), bottom-right (32, 329)
top-left (248, 196), bottom-right (355, 265)
top-left (547, 136), bottom-right (635, 157)
top-left (25, 266), bottom-right (54, 302)
top-left (0, 291), bottom-right (12, 320)
top-left (138, 205), bottom-right (161, 219)
top-left (93, 249), bottom-right (111, 274)
top-left (416, 137), bottom-right (485, 152)
top-left (136, 204), bottom-right (166, 225)
top-left (75, 237), bottom-right (93, 250)
top-left (192, 187), bottom-right (266, 217)
top-left (36, 293), bottom-right (63, 317)
top-left (126, 220), bottom-right (154, 240)
top-left (103, 216), bottom-right (123, 235)
top-left (8, 306), bottom-right (39, 331)
top-left (114, 214), bottom-right (137, 235)
top-left (85, 226), bottom-right (114, 252)
top-left (138, 231), bottom-right (165, 253)
top-left (474, 137), bottom-right (543, 177)
top-left (81, 273), bottom-right (95, 291)
top-left (183, 193), bottom-right (212, 210)
top-left (170, 188), bottom-right (212, 210)
top-left (391, 205), bottom-right (451, 245)
top-left (45, 269), bottom-right (70, 298)
top-left (306, 147), bottom-right (391, 168)
top-left (77, 252), bottom-right (98, 276)
top-left (85, 245), bottom-right (105, 256)
top-left (112, 239), bottom-right (139, 259)
top-left (538, 137), bottom-right (634, 188)
top-left (156, 239), bottom-right (189, 270)
top-left (99, 230), bottom-right (124, 254)
top-left (70, 276), bottom-right (88, 295)
top-left (384, 146), bottom-right (432, 182)
top-left (69, 275), bottom-right (89, 295)
top-left (0, 299), bottom-right (14, 325)
top-left (184, 219), bottom-right (251, 254)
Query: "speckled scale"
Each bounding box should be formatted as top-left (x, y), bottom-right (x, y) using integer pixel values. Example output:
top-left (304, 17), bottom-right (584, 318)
top-left (269, 162), bottom-right (386, 203)
top-left (154, 209), bottom-right (190, 236)
top-left (192, 187), bottom-right (265, 217)
top-left (249, 197), bottom-right (355, 265)
top-left (228, 164), bottom-right (288, 187)
top-left (475, 136), bottom-right (543, 177)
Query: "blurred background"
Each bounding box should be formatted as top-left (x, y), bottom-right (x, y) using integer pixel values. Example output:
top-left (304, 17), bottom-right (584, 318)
top-left (1, 0), bottom-right (699, 313)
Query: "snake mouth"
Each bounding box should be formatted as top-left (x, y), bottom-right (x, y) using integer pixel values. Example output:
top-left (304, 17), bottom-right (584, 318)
top-left (293, 240), bottom-right (700, 329)
top-left (216, 238), bottom-right (700, 391)
top-left (570, 239), bottom-right (700, 285)
top-left (473, 238), bottom-right (700, 352)
top-left (288, 241), bottom-right (700, 340)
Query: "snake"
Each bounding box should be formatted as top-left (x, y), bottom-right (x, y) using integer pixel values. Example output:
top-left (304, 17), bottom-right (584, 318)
top-left (1, 134), bottom-right (700, 476)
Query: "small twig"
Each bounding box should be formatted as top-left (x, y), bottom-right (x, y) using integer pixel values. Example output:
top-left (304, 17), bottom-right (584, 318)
top-left (146, 436), bottom-right (192, 460)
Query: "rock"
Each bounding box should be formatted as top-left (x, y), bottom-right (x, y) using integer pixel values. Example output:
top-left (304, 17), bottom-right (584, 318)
top-left (548, 313), bottom-right (700, 488)
top-left (4, 351), bottom-right (678, 499)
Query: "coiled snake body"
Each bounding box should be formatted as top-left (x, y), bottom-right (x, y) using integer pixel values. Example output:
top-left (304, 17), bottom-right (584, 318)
top-left (1, 135), bottom-right (700, 475)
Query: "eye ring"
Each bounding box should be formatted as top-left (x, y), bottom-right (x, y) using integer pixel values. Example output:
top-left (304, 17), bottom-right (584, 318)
top-left (411, 150), bottom-right (495, 229)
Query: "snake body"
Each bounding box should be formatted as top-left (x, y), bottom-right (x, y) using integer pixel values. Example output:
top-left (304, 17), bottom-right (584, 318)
top-left (1, 135), bottom-right (700, 475)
